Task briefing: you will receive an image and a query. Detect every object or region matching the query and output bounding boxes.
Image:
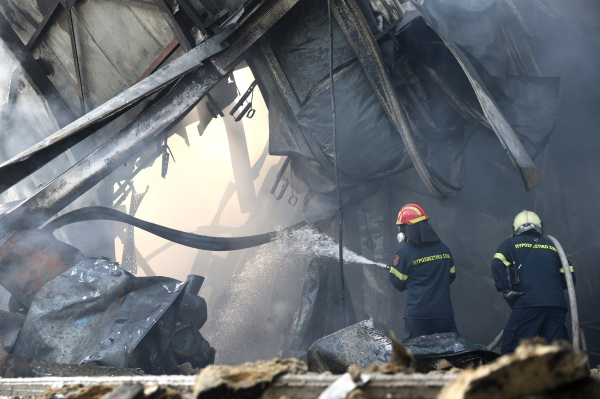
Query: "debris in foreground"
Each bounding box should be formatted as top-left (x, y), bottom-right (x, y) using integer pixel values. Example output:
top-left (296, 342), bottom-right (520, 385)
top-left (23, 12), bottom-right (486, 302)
top-left (1, 342), bottom-right (599, 399)
top-left (193, 358), bottom-right (308, 399)
top-left (307, 320), bottom-right (498, 373)
top-left (438, 338), bottom-right (590, 399)
top-left (29, 358), bottom-right (145, 377)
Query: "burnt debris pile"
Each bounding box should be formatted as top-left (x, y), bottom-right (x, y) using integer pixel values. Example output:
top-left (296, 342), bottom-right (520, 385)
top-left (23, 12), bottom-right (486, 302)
top-left (0, 230), bottom-right (214, 378)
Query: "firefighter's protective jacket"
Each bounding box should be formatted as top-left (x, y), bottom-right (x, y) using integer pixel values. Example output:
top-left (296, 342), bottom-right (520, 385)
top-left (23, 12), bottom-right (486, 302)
top-left (491, 231), bottom-right (575, 309)
top-left (389, 240), bottom-right (456, 319)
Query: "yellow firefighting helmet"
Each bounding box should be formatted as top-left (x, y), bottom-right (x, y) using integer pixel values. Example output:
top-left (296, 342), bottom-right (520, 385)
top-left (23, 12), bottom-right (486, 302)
top-left (513, 210), bottom-right (543, 235)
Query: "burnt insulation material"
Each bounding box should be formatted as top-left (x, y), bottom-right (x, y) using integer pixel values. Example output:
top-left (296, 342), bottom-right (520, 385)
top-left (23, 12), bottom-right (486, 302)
top-left (268, 0), bottom-right (358, 106)
top-left (307, 324), bottom-right (499, 373)
top-left (295, 64), bottom-right (409, 179)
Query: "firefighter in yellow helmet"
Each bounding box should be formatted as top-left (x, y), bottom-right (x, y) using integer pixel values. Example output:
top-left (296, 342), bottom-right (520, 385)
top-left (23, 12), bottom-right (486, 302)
top-left (491, 210), bottom-right (576, 354)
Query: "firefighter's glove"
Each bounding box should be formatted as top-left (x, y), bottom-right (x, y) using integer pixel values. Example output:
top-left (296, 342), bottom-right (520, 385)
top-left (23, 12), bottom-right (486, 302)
top-left (502, 290), bottom-right (525, 307)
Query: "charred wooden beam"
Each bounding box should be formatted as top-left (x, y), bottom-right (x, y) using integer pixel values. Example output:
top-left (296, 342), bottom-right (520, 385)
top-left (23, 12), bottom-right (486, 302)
top-left (25, 0), bottom-right (60, 51)
top-left (0, 65), bottom-right (223, 235)
top-left (67, 9), bottom-right (85, 116)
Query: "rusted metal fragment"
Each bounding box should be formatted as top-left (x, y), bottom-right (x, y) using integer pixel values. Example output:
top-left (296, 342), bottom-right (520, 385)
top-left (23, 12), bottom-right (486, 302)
top-left (438, 340), bottom-right (589, 399)
top-left (0, 229), bottom-right (84, 307)
top-left (193, 358), bottom-right (308, 399)
top-left (0, 346), bottom-right (33, 378)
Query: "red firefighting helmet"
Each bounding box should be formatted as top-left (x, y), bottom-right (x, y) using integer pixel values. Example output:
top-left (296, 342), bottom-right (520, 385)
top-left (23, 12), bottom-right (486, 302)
top-left (396, 204), bottom-right (428, 225)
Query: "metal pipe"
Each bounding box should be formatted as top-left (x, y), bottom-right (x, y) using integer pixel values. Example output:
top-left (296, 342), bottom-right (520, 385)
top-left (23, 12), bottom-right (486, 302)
top-left (547, 235), bottom-right (580, 350)
top-left (486, 329), bottom-right (504, 351)
top-left (328, 0), bottom-right (346, 327)
top-left (0, 66), bottom-right (222, 235)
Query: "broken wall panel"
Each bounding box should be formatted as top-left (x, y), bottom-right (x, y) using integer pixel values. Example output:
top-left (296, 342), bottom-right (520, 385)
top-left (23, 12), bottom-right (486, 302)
top-left (0, 0), bottom-right (43, 45)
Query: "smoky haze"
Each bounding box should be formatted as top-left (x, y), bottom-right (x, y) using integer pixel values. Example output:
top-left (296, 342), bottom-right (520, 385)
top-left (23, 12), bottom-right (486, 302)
top-left (0, 0), bottom-right (599, 369)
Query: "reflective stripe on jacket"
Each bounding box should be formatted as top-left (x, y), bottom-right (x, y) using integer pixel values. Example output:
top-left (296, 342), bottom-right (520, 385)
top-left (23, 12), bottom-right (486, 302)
top-left (491, 232), bottom-right (575, 309)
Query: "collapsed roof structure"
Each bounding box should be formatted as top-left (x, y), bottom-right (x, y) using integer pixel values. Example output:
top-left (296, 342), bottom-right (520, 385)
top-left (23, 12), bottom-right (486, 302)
top-left (0, 0), bottom-right (599, 376)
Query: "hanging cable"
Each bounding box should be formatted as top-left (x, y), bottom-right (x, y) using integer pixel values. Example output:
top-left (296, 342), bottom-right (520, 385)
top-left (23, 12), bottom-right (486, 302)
top-left (288, 165), bottom-right (298, 206)
top-left (328, 0), bottom-right (346, 326)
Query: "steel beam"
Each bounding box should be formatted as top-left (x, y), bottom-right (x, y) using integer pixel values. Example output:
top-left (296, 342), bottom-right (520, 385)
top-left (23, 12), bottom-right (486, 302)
top-left (0, 65), bottom-right (223, 235)
top-left (25, 0), bottom-right (60, 51)
top-left (0, 28), bottom-right (231, 195)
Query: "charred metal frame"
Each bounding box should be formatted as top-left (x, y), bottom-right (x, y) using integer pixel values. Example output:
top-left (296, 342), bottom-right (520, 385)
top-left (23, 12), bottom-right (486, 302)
top-left (154, 0), bottom-right (195, 51)
top-left (0, 28), bottom-right (232, 195)
top-left (67, 8), bottom-right (86, 116)
top-left (331, 0), bottom-right (459, 200)
top-left (25, 0), bottom-right (61, 51)
top-left (0, 65), bottom-right (223, 235)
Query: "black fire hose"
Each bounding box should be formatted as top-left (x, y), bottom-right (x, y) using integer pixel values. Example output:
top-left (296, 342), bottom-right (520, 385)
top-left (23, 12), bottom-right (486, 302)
top-left (487, 236), bottom-right (580, 351)
top-left (41, 206), bottom-right (307, 251)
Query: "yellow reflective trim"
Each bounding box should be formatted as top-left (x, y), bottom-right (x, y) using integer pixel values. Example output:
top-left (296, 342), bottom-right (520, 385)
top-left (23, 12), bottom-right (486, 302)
top-left (408, 215), bottom-right (428, 224)
top-left (413, 254), bottom-right (451, 265)
top-left (494, 253), bottom-right (510, 267)
top-left (559, 266), bottom-right (575, 273)
top-left (390, 267), bottom-right (408, 281)
top-left (450, 266), bottom-right (456, 274)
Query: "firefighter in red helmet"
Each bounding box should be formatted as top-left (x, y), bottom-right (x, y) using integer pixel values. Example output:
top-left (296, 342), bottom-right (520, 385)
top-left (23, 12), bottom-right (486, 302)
top-left (389, 204), bottom-right (459, 339)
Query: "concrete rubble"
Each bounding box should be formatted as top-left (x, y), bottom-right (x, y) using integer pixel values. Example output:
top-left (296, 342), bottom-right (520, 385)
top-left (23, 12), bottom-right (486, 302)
top-left (0, 340), bottom-right (597, 399)
top-left (438, 338), bottom-right (593, 399)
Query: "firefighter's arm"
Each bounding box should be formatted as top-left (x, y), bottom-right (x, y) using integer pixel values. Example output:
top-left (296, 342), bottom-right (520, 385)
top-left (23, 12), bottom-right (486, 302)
top-left (559, 258), bottom-right (576, 289)
top-left (491, 242), bottom-right (511, 292)
top-left (389, 253), bottom-right (408, 292)
top-left (449, 251), bottom-right (456, 284)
